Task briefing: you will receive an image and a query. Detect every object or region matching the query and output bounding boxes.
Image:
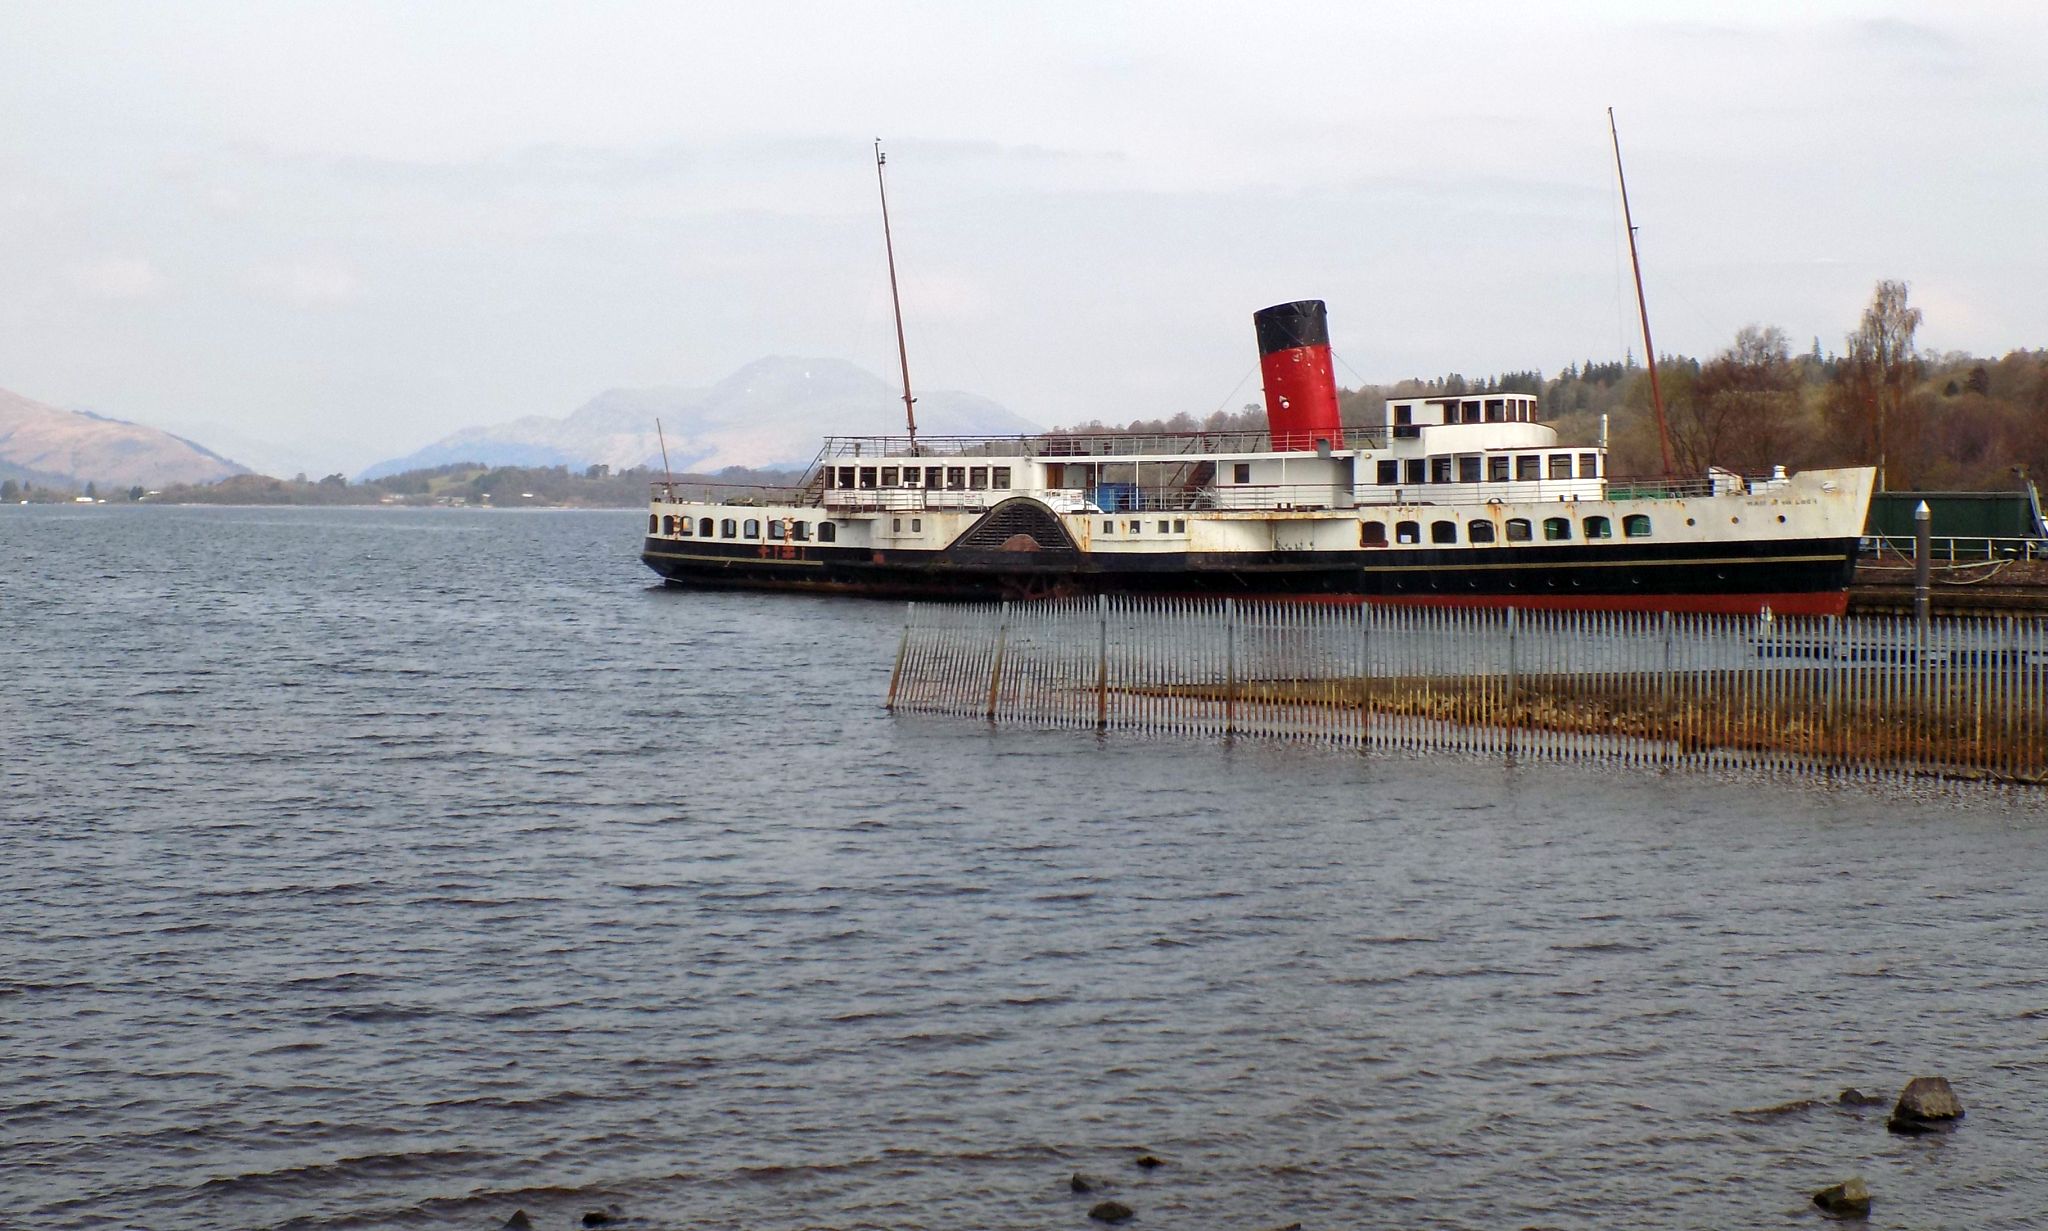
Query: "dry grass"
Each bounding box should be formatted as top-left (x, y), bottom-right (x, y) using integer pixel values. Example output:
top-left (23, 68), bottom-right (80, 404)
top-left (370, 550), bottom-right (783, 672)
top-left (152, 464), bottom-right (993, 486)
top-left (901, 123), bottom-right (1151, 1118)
top-left (1140, 671), bottom-right (2048, 784)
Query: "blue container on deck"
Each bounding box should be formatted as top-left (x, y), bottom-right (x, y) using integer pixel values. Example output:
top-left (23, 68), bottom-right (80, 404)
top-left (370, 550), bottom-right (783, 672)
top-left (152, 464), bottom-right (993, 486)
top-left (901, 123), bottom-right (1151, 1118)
top-left (1092, 483), bottom-right (1137, 512)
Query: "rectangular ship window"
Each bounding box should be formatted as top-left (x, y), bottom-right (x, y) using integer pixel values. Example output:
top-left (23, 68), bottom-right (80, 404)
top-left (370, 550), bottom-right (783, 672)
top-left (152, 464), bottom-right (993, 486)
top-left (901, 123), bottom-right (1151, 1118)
top-left (1234, 463), bottom-right (1251, 484)
top-left (837, 467), bottom-right (856, 488)
top-left (1173, 519), bottom-right (1185, 533)
top-left (1404, 459), bottom-right (1425, 485)
top-left (946, 467), bottom-right (966, 489)
top-left (1579, 452), bottom-right (1599, 478)
top-left (859, 467), bottom-right (878, 489)
top-left (969, 467), bottom-right (988, 490)
top-left (1103, 520), bottom-right (1115, 534)
top-left (1457, 457), bottom-right (1481, 483)
top-left (1430, 457), bottom-right (1453, 483)
top-left (911, 518), bottom-right (921, 532)
top-left (1548, 454), bottom-right (1573, 480)
top-left (992, 467), bottom-right (1011, 489)
top-left (1377, 460), bottom-right (1399, 485)
top-left (1516, 456), bottom-right (1540, 481)
top-left (1488, 456), bottom-right (1510, 482)
top-left (881, 467), bottom-right (899, 486)
top-left (926, 466), bottom-right (944, 489)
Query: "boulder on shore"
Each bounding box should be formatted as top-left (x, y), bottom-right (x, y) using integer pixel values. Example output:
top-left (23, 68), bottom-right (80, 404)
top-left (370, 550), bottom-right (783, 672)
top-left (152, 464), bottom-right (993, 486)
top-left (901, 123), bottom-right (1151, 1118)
top-left (1088, 1199), bottom-right (1135, 1223)
top-left (1887, 1075), bottom-right (1964, 1134)
top-left (1813, 1177), bottom-right (1872, 1218)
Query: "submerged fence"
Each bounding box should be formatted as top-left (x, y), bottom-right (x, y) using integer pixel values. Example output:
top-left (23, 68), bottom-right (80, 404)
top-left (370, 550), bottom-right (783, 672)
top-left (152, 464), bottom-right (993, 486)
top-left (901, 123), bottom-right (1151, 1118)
top-left (886, 598), bottom-right (2048, 785)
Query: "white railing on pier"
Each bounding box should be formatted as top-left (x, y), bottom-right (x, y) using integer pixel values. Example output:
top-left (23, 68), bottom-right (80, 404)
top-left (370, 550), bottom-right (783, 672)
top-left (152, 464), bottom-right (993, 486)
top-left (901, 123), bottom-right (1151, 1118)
top-left (885, 598), bottom-right (2048, 786)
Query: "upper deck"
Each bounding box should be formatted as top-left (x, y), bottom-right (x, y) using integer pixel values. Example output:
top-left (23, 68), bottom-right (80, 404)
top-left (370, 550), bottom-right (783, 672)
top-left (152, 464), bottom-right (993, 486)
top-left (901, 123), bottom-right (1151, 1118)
top-left (647, 392), bottom-right (1760, 513)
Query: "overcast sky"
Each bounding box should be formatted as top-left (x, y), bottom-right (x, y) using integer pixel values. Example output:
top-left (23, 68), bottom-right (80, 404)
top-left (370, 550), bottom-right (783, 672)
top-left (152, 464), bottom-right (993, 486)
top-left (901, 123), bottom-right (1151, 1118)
top-left (2, 1), bottom-right (2043, 471)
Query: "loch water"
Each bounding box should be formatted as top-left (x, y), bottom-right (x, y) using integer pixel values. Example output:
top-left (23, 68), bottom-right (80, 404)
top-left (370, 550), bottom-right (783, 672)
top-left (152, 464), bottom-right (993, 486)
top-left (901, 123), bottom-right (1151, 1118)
top-left (3, 505), bottom-right (2045, 1230)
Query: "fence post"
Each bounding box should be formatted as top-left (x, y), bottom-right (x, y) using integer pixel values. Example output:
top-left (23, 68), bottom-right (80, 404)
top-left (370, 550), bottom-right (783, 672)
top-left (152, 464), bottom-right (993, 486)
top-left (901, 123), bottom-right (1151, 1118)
top-left (887, 601), bottom-right (914, 710)
top-left (1505, 605), bottom-right (1519, 764)
top-left (1224, 597), bottom-right (1238, 738)
top-left (1357, 602), bottom-right (1371, 751)
top-left (1096, 593), bottom-right (1109, 730)
top-left (1660, 610), bottom-right (1675, 769)
top-left (986, 601), bottom-right (1010, 721)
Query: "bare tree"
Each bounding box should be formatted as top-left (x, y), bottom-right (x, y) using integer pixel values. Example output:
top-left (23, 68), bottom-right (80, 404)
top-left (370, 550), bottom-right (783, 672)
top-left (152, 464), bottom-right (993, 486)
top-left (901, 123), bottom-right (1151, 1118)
top-left (1671, 324), bottom-right (1799, 474)
top-left (1829, 280), bottom-right (1922, 489)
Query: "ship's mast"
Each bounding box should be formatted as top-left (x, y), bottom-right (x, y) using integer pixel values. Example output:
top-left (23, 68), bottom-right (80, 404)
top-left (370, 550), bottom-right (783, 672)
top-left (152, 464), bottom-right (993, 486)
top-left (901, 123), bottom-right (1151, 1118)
top-left (1609, 108), bottom-right (1676, 477)
top-left (874, 139), bottom-right (919, 453)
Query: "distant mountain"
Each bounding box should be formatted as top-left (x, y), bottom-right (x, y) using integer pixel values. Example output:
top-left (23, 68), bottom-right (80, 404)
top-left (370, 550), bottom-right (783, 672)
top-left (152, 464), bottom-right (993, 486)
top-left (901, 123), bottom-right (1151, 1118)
top-left (0, 387), bottom-right (246, 488)
top-left (360, 357), bottom-right (1039, 481)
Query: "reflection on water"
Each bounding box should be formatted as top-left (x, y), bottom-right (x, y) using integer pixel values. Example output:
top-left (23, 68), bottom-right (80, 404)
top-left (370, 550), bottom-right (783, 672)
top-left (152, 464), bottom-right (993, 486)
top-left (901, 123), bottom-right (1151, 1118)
top-left (3, 506), bottom-right (2043, 1229)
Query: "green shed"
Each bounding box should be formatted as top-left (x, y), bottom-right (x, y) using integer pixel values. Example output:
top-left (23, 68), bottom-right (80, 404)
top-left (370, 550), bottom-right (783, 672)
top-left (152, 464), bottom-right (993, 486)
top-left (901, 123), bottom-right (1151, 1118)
top-left (1865, 482), bottom-right (2046, 550)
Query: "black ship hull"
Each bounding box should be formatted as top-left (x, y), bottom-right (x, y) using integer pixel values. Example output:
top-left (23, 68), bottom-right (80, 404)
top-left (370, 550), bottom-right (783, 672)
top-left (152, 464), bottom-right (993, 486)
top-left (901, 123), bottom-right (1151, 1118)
top-left (641, 536), bottom-right (1861, 614)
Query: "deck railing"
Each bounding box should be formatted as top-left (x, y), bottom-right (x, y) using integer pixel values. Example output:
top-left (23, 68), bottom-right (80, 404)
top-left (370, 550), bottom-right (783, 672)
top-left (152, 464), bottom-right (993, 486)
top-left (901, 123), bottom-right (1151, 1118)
top-left (821, 428), bottom-right (1393, 459)
top-left (885, 598), bottom-right (2048, 786)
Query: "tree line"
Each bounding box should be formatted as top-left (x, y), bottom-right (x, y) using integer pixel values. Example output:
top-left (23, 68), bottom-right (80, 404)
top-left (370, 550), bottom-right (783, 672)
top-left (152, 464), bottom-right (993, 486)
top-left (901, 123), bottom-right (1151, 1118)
top-left (13, 462), bottom-right (801, 508)
top-left (1068, 281), bottom-right (2046, 491)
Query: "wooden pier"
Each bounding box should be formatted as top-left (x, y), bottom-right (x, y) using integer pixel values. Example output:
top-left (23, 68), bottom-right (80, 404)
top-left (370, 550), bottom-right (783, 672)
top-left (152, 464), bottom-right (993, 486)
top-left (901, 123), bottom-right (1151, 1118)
top-left (887, 598), bottom-right (2048, 786)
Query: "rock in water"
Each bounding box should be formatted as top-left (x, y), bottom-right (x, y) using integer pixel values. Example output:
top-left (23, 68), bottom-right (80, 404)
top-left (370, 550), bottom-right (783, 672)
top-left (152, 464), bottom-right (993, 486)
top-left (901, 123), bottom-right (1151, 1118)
top-left (1813, 1177), bottom-right (1872, 1218)
top-left (1088, 1199), bottom-right (1135, 1223)
top-left (1070, 1172), bottom-right (1106, 1193)
top-left (503, 1213), bottom-right (533, 1231)
top-left (1888, 1075), bottom-right (1964, 1133)
top-left (580, 1211), bottom-right (614, 1228)
top-left (1837, 1088), bottom-right (1888, 1108)
top-left (1133, 1154), bottom-right (1163, 1170)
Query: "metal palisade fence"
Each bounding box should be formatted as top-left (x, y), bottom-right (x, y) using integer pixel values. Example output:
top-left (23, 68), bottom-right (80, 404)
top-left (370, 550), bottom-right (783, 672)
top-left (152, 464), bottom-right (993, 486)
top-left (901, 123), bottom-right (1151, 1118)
top-left (886, 597), bottom-right (2048, 786)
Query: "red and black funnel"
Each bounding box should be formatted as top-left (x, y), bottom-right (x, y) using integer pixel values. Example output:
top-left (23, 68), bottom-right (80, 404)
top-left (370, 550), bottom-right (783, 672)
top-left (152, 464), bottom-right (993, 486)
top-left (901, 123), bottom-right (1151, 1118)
top-left (1254, 299), bottom-right (1344, 450)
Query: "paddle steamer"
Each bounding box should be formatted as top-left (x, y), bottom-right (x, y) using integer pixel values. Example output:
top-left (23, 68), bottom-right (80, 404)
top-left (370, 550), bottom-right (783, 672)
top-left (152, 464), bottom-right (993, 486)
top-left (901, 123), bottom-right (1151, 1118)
top-left (642, 299), bottom-right (1873, 615)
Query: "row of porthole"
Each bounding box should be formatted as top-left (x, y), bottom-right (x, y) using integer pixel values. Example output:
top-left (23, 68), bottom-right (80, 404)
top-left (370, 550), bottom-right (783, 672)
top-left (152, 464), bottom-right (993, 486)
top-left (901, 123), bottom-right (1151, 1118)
top-left (653, 514), bottom-right (837, 543)
top-left (1365, 513), bottom-right (1647, 547)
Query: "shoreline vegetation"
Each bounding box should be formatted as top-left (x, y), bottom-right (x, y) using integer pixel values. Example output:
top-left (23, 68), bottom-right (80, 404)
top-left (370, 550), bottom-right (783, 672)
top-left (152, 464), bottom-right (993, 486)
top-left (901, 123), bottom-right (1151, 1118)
top-left (7, 285), bottom-right (2043, 508)
top-left (1060, 282), bottom-right (2046, 495)
top-left (0, 462), bottom-right (804, 509)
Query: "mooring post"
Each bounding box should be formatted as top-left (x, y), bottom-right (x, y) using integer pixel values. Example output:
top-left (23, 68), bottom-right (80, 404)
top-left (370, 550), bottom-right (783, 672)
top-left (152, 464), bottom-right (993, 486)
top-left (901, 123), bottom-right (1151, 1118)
top-left (886, 601), bottom-right (913, 710)
top-left (1095, 593), bottom-right (1109, 731)
top-left (986, 601), bottom-right (1009, 722)
top-left (1914, 500), bottom-right (1932, 631)
top-left (1224, 597), bottom-right (1238, 738)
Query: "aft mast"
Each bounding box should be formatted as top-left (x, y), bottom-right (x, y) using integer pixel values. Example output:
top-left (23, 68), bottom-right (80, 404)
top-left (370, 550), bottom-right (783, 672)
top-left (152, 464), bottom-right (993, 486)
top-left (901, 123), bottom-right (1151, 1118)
top-left (874, 139), bottom-right (920, 453)
top-left (1608, 108), bottom-right (1676, 477)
